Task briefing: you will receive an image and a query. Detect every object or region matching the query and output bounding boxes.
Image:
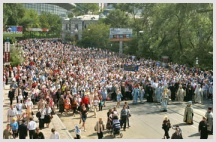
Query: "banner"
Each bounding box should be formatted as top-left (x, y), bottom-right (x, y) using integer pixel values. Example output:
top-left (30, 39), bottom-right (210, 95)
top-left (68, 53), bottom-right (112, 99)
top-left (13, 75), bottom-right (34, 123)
top-left (4, 42), bottom-right (10, 52)
top-left (124, 64), bottom-right (139, 71)
top-left (3, 26), bottom-right (23, 37)
top-left (110, 28), bottom-right (132, 41)
top-left (26, 28), bottom-right (49, 32)
top-left (4, 52), bottom-right (10, 63)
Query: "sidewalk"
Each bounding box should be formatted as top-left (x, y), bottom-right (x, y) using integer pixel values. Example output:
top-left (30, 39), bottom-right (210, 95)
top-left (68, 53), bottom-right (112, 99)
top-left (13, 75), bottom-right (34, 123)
top-left (3, 84), bottom-right (73, 139)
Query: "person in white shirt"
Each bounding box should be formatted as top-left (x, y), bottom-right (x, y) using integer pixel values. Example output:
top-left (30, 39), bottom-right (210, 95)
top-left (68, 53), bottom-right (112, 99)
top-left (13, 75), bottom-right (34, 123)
top-left (38, 106), bottom-right (46, 129)
top-left (7, 105), bottom-right (18, 123)
top-left (50, 128), bottom-right (60, 139)
top-left (74, 125), bottom-right (81, 139)
top-left (27, 117), bottom-right (37, 139)
top-left (44, 104), bottom-right (52, 128)
top-left (16, 101), bottom-right (23, 118)
top-left (25, 98), bottom-right (34, 110)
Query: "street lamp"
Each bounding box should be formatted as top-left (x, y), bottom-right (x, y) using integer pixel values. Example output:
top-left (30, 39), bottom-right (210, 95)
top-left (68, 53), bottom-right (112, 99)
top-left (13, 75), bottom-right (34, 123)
top-left (196, 57), bottom-right (199, 65)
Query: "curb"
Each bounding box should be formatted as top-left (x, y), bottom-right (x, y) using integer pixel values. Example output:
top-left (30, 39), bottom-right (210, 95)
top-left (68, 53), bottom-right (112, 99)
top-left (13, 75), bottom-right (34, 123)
top-left (53, 114), bottom-right (74, 139)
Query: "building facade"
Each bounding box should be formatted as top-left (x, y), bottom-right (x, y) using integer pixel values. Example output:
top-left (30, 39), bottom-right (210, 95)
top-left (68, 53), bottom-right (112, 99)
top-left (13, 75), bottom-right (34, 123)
top-left (62, 15), bottom-right (99, 41)
top-left (22, 3), bottom-right (74, 18)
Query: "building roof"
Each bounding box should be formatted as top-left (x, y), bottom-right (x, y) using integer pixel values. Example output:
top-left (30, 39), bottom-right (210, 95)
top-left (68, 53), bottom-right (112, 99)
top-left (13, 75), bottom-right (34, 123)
top-left (51, 3), bottom-right (76, 10)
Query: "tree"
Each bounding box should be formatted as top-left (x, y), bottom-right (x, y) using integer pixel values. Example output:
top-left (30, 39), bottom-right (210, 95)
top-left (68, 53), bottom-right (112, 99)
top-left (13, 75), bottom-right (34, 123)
top-left (10, 45), bottom-right (24, 67)
top-left (80, 23), bottom-right (110, 49)
top-left (39, 12), bottom-right (62, 37)
top-left (19, 9), bottom-right (40, 32)
top-left (104, 9), bottom-right (130, 28)
top-left (3, 3), bottom-right (25, 26)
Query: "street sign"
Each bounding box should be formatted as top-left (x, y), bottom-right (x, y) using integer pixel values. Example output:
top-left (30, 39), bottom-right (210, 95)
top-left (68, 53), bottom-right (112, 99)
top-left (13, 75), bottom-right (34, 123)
top-left (4, 42), bottom-right (10, 52)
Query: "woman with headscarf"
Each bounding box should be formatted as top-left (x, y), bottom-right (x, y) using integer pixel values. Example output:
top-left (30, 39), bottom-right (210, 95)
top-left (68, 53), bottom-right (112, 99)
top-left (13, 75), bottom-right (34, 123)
top-left (183, 101), bottom-right (194, 124)
top-left (74, 125), bottom-right (81, 139)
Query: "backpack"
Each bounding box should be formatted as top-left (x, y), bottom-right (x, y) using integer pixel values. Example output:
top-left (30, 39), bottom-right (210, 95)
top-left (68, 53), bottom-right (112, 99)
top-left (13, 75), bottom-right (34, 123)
top-left (36, 111), bottom-right (41, 118)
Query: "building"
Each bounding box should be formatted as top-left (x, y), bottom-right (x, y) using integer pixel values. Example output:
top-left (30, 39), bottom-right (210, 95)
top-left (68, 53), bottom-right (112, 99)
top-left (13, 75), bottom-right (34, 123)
top-left (22, 3), bottom-right (75, 18)
top-left (62, 15), bottom-right (99, 41)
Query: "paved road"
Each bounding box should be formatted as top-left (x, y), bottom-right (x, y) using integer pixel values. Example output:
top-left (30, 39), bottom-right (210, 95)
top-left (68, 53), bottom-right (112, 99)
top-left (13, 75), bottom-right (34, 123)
top-left (58, 99), bottom-right (213, 139)
top-left (3, 83), bottom-right (213, 139)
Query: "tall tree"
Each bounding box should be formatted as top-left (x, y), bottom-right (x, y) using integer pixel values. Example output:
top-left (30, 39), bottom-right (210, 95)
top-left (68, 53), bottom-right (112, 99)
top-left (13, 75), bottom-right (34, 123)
top-left (104, 9), bottom-right (130, 28)
top-left (80, 23), bottom-right (110, 48)
top-left (3, 3), bottom-right (25, 26)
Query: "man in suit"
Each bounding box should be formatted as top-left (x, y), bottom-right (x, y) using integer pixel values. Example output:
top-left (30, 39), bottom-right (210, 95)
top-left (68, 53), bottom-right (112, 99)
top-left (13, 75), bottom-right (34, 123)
top-left (8, 87), bottom-right (15, 105)
top-left (18, 120), bottom-right (28, 139)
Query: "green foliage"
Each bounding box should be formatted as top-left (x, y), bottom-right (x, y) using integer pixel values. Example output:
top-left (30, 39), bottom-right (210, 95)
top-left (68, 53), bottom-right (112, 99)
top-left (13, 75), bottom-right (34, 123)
top-left (109, 3), bottom-right (212, 69)
top-left (10, 45), bottom-right (24, 67)
top-left (3, 3), bottom-right (25, 26)
top-left (104, 9), bottom-right (130, 28)
top-left (3, 4), bottom-right (62, 39)
top-left (19, 9), bottom-right (40, 32)
top-left (80, 23), bottom-right (110, 49)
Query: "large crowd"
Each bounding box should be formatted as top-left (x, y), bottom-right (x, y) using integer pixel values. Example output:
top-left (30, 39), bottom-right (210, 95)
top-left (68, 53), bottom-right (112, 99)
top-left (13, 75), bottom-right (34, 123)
top-left (3, 39), bottom-right (213, 139)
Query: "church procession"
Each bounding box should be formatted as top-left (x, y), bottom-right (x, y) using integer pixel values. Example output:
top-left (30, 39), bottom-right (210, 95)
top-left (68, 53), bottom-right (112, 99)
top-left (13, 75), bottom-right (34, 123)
top-left (3, 39), bottom-right (213, 139)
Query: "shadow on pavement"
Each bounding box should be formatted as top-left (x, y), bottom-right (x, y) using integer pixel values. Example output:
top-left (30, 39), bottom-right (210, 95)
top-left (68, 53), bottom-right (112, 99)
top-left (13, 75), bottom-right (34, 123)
top-left (87, 132), bottom-right (97, 137)
top-left (103, 135), bottom-right (114, 139)
top-left (172, 122), bottom-right (188, 127)
top-left (68, 129), bottom-right (74, 133)
top-left (188, 133), bottom-right (200, 137)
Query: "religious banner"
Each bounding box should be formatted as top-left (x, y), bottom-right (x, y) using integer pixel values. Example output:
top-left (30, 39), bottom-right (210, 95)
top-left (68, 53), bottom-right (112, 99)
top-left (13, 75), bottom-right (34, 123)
top-left (124, 64), bottom-right (139, 71)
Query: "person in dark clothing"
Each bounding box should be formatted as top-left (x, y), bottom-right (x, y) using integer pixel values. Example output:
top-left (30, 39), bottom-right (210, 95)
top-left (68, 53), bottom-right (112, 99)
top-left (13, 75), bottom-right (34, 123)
top-left (171, 126), bottom-right (183, 139)
top-left (58, 95), bottom-right (65, 114)
top-left (162, 116), bottom-right (171, 139)
top-left (169, 83), bottom-right (176, 101)
top-left (120, 82), bottom-right (126, 100)
top-left (18, 120), bottom-right (28, 139)
top-left (124, 83), bottom-right (130, 101)
top-left (186, 84), bottom-right (194, 102)
top-left (128, 84), bottom-right (133, 100)
top-left (55, 89), bottom-right (61, 108)
top-left (33, 127), bottom-right (45, 139)
top-left (199, 116), bottom-right (208, 139)
top-left (146, 84), bottom-right (154, 102)
top-left (111, 84), bottom-right (117, 101)
top-left (120, 105), bottom-right (128, 131)
top-left (8, 88), bottom-right (15, 105)
top-left (23, 88), bottom-right (28, 101)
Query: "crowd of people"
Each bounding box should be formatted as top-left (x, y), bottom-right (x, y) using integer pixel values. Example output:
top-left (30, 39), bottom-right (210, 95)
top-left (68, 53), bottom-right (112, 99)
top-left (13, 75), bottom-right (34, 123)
top-left (3, 38), bottom-right (213, 139)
